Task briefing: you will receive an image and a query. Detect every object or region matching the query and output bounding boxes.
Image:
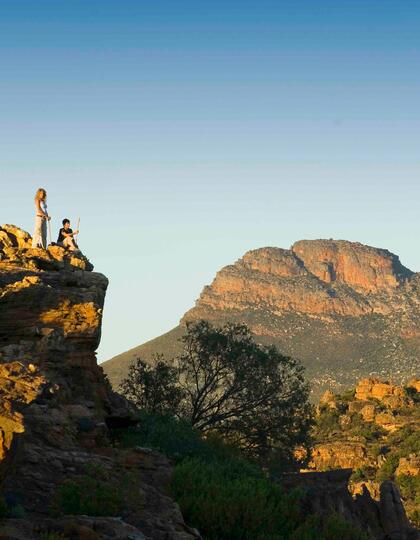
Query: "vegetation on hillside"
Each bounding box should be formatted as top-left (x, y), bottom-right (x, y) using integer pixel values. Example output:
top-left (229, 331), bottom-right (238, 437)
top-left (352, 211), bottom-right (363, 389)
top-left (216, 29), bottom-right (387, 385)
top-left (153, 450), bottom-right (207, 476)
top-left (312, 382), bottom-right (420, 527)
top-left (117, 413), bottom-right (367, 540)
top-left (118, 322), bottom-right (370, 539)
top-left (121, 320), bottom-right (313, 468)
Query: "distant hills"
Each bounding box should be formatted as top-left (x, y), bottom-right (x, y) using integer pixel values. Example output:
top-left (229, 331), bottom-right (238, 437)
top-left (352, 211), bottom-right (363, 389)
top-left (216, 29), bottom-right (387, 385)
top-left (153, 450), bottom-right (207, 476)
top-left (102, 240), bottom-right (420, 398)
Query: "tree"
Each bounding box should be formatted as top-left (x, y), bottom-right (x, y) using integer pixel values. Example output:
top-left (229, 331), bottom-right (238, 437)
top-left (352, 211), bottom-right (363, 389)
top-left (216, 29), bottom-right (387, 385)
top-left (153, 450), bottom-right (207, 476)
top-left (120, 355), bottom-right (184, 416)
top-left (120, 321), bottom-right (313, 466)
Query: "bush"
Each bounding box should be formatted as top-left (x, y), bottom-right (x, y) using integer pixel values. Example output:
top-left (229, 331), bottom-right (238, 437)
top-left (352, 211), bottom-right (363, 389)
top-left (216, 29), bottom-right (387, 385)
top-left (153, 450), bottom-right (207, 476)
top-left (351, 465), bottom-right (376, 483)
top-left (171, 457), bottom-right (301, 539)
top-left (290, 513), bottom-right (368, 540)
top-left (39, 534), bottom-right (69, 540)
top-left (52, 464), bottom-right (131, 517)
top-left (117, 412), bottom-right (211, 463)
top-left (396, 474), bottom-right (420, 503)
top-left (315, 408), bottom-right (341, 436)
top-left (56, 476), bottom-right (123, 516)
top-left (336, 389), bottom-right (356, 403)
top-left (377, 453), bottom-right (400, 481)
top-left (0, 497), bottom-right (6, 520)
top-left (386, 426), bottom-right (419, 451)
top-left (408, 510), bottom-right (420, 529)
top-left (404, 386), bottom-right (420, 404)
top-left (347, 414), bottom-right (386, 441)
top-left (171, 457), bottom-right (366, 540)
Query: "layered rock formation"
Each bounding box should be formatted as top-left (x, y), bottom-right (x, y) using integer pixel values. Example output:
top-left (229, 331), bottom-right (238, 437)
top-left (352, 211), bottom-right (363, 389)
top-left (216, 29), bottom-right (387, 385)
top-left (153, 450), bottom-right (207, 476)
top-left (311, 378), bottom-right (420, 530)
top-left (0, 225), bottom-right (199, 539)
top-left (281, 470), bottom-right (417, 540)
top-left (103, 239), bottom-right (420, 398)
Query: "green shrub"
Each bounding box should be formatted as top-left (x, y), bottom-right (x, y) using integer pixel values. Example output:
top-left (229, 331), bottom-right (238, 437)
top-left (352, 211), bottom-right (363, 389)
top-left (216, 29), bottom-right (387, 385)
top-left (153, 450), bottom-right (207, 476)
top-left (7, 504), bottom-right (25, 519)
top-left (172, 457), bottom-right (301, 539)
top-left (336, 389), bottom-right (356, 403)
top-left (39, 533), bottom-right (69, 540)
top-left (408, 509), bottom-right (420, 529)
top-left (316, 409), bottom-right (341, 436)
top-left (346, 414), bottom-right (386, 441)
top-left (377, 453), bottom-right (400, 481)
top-left (172, 457), bottom-right (365, 540)
top-left (290, 513), bottom-right (368, 540)
top-left (404, 386), bottom-right (420, 404)
top-left (351, 468), bottom-right (366, 482)
top-left (117, 411), bottom-right (244, 465)
top-left (351, 465), bottom-right (376, 483)
top-left (56, 475), bottom-right (123, 516)
top-left (396, 474), bottom-right (420, 503)
top-left (0, 497), bottom-right (26, 520)
top-left (117, 412), bottom-right (211, 463)
top-left (371, 444), bottom-right (389, 458)
top-left (0, 497), bottom-right (7, 520)
top-left (52, 464), bottom-right (131, 517)
top-left (386, 426), bottom-right (418, 451)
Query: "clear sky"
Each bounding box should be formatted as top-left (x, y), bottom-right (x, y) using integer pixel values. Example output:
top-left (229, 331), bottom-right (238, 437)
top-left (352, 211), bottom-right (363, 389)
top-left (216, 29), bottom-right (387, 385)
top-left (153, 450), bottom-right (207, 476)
top-left (1, 1), bottom-right (419, 362)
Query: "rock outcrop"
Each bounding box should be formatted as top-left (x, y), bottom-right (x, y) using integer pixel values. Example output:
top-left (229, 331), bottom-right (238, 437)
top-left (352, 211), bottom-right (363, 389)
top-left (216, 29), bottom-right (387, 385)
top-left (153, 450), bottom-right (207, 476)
top-left (309, 442), bottom-right (370, 470)
top-left (103, 239), bottom-right (420, 398)
top-left (0, 226), bottom-right (199, 539)
top-left (355, 379), bottom-right (408, 403)
top-left (280, 470), bottom-right (418, 540)
top-left (311, 379), bottom-right (420, 533)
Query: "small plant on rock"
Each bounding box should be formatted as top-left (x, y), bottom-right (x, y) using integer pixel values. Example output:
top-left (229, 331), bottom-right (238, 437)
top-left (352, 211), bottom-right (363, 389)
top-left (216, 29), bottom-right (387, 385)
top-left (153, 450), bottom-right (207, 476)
top-left (39, 533), bottom-right (69, 540)
top-left (52, 463), bottom-right (136, 517)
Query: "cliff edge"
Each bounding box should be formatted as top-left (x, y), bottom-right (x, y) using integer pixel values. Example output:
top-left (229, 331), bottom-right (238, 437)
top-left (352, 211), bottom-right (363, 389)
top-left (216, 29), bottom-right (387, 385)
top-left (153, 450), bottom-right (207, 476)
top-left (0, 225), bottom-right (198, 539)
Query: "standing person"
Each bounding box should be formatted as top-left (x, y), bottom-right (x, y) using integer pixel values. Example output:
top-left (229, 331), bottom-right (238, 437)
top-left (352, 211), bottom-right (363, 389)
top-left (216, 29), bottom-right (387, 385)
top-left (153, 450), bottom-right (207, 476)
top-left (57, 219), bottom-right (80, 253)
top-left (32, 188), bottom-right (50, 248)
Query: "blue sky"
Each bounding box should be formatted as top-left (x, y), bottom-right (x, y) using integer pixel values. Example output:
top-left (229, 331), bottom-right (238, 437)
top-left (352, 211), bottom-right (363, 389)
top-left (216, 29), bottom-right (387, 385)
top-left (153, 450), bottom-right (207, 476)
top-left (1, 1), bottom-right (419, 361)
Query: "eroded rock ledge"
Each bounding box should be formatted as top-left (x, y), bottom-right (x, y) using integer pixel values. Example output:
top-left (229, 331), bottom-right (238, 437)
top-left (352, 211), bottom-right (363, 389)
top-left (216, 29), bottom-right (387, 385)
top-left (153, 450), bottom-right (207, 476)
top-left (0, 225), bottom-right (199, 540)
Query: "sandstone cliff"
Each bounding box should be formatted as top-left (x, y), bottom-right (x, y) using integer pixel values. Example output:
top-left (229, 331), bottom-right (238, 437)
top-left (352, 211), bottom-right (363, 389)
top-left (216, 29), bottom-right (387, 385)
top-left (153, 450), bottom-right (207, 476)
top-left (311, 378), bottom-right (420, 530)
top-left (103, 239), bottom-right (420, 398)
top-left (0, 225), bottom-right (199, 539)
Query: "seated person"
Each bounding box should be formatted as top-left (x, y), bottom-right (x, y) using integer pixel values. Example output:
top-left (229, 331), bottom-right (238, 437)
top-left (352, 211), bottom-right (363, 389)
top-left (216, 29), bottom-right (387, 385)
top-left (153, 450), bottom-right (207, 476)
top-left (57, 219), bottom-right (80, 252)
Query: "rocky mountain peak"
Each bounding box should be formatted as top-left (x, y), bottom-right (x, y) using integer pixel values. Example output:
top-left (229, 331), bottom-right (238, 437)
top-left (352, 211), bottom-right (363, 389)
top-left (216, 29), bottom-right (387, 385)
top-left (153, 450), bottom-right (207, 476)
top-left (104, 238), bottom-right (419, 399)
top-left (291, 239), bottom-right (413, 293)
top-left (183, 239), bottom-right (417, 324)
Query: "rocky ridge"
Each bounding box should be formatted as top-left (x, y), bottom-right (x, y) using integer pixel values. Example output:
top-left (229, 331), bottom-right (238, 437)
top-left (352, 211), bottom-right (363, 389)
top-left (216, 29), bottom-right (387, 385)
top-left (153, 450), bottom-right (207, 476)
top-left (103, 239), bottom-right (420, 398)
top-left (0, 225), bottom-right (199, 539)
top-left (311, 378), bottom-right (420, 528)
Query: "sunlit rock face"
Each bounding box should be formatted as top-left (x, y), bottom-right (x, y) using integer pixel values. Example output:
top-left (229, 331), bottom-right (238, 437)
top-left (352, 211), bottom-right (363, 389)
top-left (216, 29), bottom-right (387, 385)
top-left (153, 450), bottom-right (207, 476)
top-left (0, 226), bottom-right (199, 539)
top-left (179, 239), bottom-right (420, 397)
top-left (104, 239), bottom-right (420, 398)
top-left (0, 225), bottom-right (114, 505)
top-left (184, 240), bottom-right (414, 320)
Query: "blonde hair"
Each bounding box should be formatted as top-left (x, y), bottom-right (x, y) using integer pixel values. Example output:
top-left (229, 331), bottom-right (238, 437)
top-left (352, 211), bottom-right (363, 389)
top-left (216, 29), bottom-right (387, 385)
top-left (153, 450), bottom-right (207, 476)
top-left (35, 188), bottom-right (47, 202)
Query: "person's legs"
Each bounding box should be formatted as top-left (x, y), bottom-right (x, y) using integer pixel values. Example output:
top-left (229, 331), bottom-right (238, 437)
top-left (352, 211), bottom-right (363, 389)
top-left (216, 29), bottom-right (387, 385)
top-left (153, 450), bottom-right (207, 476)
top-left (41, 219), bottom-right (47, 248)
top-left (32, 216), bottom-right (43, 248)
top-left (63, 236), bottom-right (77, 251)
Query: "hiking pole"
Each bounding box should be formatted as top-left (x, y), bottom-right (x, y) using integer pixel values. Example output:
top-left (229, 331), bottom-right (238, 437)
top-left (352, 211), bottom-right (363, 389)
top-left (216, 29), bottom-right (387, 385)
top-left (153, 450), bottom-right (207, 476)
top-left (75, 217), bottom-right (80, 249)
top-left (48, 219), bottom-right (52, 247)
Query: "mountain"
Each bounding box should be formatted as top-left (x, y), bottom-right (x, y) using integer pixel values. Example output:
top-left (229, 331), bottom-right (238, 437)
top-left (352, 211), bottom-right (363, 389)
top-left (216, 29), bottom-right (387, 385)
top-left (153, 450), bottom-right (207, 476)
top-left (103, 239), bottom-right (420, 398)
